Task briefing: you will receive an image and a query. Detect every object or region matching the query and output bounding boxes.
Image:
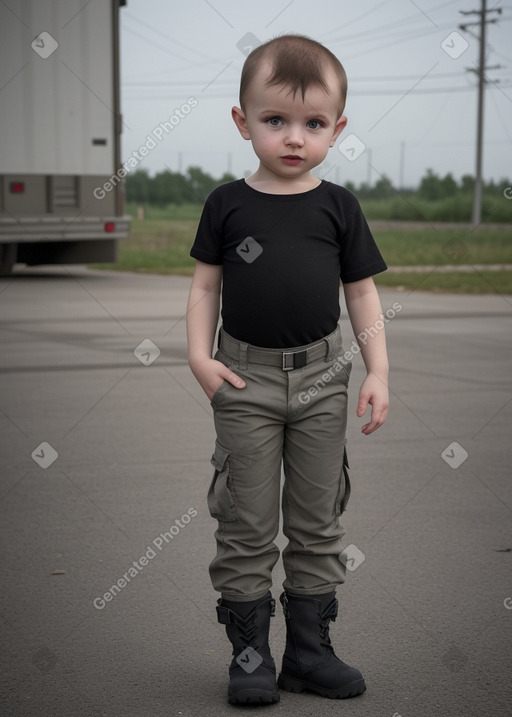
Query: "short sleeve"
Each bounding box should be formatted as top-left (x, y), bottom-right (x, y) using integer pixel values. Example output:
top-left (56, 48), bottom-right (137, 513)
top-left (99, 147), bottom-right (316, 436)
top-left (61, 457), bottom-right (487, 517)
top-left (190, 195), bottom-right (223, 265)
top-left (339, 195), bottom-right (387, 283)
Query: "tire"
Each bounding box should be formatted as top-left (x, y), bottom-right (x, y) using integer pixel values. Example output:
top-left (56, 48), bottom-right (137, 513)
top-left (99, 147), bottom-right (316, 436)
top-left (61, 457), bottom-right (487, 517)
top-left (0, 243), bottom-right (17, 276)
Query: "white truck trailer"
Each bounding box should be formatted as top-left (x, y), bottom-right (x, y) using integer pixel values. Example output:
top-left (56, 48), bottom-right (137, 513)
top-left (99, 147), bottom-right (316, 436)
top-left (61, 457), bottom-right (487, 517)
top-left (0, 0), bottom-right (130, 275)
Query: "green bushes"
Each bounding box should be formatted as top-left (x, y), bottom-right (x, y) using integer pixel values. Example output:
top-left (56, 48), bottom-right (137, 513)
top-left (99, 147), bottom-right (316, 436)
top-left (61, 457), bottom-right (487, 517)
top-left (361, 194), bottom-right (512, 223)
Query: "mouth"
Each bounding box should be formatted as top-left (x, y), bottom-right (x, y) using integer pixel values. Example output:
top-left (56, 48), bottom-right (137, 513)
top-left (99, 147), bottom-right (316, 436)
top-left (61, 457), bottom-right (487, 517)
top-left (281, 155), bottom-right (303, 165)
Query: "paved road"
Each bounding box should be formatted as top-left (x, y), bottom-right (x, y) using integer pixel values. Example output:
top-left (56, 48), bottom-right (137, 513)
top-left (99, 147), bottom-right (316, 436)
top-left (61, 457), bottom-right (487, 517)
top-left (1, 266), bottom-right (511, 717)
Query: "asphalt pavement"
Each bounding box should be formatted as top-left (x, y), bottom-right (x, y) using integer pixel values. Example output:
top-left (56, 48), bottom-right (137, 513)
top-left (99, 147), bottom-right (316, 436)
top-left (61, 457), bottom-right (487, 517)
top-left (1, 265), bottom-right (511, 717)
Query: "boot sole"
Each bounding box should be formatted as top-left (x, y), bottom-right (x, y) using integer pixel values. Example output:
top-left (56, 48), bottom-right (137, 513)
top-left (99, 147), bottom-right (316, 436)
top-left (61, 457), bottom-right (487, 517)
top-left (278, 673), bottom-right (366, 699)
top-left (228, 688), bottom-right (280, 705)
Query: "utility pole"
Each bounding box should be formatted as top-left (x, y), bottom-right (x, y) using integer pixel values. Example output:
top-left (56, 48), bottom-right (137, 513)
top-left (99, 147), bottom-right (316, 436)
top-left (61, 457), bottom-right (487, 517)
top-left (459, 0), bottom-right (502, 226)
top-left (366, 148), bottom-right (372, 187)
top-left (399, 141), bottom-right (405, 191)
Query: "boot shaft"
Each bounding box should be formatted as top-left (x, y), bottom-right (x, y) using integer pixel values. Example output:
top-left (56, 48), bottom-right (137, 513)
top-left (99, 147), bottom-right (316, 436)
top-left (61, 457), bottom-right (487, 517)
top-left (217, 592), bottom-right (276, 664)
top-left (278, 590), bottom-right (366, 698)
top-left (217, 592), bottom-right (280, 704)
top-left (280, 591), bottom-right (338, 671)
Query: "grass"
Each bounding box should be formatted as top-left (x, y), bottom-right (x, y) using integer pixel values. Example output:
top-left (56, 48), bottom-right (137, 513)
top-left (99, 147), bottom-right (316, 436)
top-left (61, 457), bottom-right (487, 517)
top-left (372, 227), bottom-right (512, 266)
top-left (90, 209), bottom-right (512, 293)
top-left (374, 270), bottom-right (512, 295)
top-left (360, 194), bottom-right (512, 223)
top-left (92, 218), bottom-right (197, 275)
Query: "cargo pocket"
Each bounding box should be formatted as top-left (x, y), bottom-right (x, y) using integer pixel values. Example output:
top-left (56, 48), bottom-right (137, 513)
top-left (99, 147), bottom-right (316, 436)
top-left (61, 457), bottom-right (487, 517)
top-left (207, 441), bottom-right (237, 522)
top-left (335, 443), bottom-right (351, 516)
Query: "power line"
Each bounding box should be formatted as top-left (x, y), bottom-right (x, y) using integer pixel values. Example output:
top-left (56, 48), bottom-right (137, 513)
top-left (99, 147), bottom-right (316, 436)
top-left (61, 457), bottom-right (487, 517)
top-left (122, 70), bottom-right (473, 87)
top-left (123, 11), bottom-right (218, 63)
top-left (123, 84), bottom-right (512, 100)
top-left (322, 0), bottom-right (461, 44)
top-left (459, 0), bottom-right (503, 225)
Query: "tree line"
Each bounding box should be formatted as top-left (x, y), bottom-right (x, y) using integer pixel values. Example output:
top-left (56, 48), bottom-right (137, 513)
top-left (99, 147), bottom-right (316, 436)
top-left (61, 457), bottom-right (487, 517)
top-left (125, 166), bottom-right (511, 206)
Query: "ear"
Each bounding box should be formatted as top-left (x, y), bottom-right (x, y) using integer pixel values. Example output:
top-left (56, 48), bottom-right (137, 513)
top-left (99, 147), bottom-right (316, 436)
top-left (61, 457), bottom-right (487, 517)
top-left (330, 114), bottom-right (348, 147)
top-left (232, 106), bottom-right (251, 140)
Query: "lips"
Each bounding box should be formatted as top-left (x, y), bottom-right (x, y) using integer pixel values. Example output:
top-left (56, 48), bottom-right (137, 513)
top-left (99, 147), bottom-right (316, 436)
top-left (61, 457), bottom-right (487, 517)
top-left (282, 155), bottom-right (303, 165)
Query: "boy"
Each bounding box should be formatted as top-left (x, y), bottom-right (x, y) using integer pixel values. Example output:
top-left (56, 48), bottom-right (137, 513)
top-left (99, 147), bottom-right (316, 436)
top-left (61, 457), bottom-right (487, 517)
top-left (186, 34), bottom-right (389, 705)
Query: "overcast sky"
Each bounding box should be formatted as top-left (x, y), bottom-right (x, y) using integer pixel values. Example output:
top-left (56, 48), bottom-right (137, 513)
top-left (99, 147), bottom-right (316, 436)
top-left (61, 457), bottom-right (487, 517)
top-left (120, 0), bottom-right (512, 188)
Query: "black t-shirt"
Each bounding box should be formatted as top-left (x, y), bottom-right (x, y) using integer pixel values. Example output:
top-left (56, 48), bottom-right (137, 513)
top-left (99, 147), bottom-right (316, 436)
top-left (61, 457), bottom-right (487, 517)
top-left (190, 179), bottom-right (387, 348)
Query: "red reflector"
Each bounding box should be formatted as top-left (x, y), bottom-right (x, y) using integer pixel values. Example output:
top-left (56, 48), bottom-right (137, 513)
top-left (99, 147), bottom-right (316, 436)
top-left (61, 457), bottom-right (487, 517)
top-left (104, 222), bottom-right (115, 233)
top-left (10, 182), bottom-right (24, 193)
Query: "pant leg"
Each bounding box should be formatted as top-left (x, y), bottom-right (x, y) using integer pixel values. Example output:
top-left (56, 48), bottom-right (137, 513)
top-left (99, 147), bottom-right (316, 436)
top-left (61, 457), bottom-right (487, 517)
top-left (281, 344), bottom-right (352, 595)
top-left (208, 351), bottom-right (286, 601)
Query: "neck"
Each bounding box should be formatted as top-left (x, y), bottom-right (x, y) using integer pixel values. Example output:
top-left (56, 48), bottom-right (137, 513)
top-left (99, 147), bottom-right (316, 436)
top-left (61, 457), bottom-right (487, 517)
top-left (245, 169), bottom-right (321, 195)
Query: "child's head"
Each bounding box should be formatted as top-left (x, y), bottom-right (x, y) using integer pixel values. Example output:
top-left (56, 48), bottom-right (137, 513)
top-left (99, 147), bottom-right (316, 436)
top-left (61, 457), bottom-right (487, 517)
top-left (239, 34), bottom-right (347, 119)
top-left (232, 34), bottom-right (348, 184)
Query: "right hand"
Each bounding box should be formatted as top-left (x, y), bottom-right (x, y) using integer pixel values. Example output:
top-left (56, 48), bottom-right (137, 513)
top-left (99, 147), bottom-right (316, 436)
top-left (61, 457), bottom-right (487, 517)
top-left (190, 358), bottom-right (246, 401)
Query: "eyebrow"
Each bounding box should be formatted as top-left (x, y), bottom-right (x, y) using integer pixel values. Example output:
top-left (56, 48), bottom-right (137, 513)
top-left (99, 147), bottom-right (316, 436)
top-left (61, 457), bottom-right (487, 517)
top-left (259, 108), bottom-right (333, 121)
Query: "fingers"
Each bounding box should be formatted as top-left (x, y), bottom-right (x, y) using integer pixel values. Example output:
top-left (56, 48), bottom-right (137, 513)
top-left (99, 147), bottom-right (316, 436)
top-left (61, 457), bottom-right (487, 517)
top-left (196, 360), bottom-right (246, 401)
top-left (356, 395), bottom-right (368, 418)
top-left (360, 400), bottom-right (388, 434)
top-left (357, 387), bottom-right (388, 435)
top-left (221, 366), bottom-right (246, 390)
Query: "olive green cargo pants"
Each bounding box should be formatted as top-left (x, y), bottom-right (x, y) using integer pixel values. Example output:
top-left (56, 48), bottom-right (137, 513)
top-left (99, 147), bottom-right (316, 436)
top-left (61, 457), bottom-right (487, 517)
top-left (208, 325), bottom-right (352, 602)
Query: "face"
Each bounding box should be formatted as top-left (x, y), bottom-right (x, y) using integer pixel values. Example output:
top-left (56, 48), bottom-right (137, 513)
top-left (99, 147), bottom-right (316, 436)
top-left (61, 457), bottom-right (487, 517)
top-left (232, 62), bottom-right (347, 183)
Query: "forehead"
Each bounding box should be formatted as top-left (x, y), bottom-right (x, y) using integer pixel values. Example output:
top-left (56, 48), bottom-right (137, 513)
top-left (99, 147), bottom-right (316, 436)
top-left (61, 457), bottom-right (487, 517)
top-left (246, 60), bottom-right (342, 114)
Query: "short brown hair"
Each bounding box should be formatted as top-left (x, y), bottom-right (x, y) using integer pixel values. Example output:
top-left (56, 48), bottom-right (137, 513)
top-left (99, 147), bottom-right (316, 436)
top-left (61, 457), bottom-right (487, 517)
top-left (239, 34), bottom-right (347, 116)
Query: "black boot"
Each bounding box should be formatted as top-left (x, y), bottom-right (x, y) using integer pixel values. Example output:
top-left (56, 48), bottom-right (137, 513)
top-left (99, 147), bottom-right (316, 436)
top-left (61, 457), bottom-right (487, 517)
top-left (277, 591), bottom-right (366, 699)
top-left (216, 591), bottom-right (280, 705)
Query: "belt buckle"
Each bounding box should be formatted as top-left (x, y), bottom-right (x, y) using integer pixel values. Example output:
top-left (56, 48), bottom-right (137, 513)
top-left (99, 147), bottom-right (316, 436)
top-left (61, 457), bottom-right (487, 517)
top-left (282, 349), bottom-right (308, 371)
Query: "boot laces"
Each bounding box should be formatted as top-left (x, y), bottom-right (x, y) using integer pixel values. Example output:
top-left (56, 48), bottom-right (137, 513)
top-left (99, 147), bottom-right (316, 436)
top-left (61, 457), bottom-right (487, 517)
top-left (234, 611), bottom-right (259, 650)
top-left (319, 602), bottom-right (337, 651)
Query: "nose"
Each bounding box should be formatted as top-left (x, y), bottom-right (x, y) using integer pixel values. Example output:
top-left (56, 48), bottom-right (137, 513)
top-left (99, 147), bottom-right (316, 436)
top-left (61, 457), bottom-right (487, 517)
top-left (285, 124), bottom-right (304, 148)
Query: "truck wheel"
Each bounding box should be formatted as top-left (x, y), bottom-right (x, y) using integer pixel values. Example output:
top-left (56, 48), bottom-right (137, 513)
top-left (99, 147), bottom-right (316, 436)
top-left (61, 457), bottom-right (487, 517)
top-left (0, 243), bottom-right (17, 276)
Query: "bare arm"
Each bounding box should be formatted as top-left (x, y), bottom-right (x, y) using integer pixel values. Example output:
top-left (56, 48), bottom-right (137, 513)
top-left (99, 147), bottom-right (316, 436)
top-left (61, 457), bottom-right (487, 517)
top-left (343, 276), bottom-right (389, 435)
top-left (186, 261), bottom-right (246, 400)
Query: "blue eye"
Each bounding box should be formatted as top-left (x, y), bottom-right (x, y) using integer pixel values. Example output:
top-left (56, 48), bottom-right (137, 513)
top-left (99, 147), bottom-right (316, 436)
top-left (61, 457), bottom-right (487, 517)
top-left (307, 120), bottom-right (322, 130)
top-left (267, 117), bottom-right (282, 126)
